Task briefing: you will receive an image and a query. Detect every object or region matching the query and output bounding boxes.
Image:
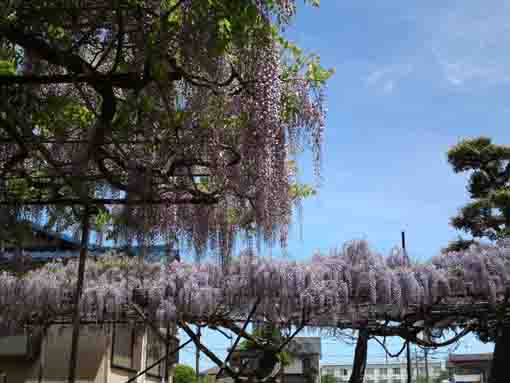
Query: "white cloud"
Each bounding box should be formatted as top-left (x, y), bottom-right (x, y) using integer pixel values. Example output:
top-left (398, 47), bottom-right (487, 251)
top-left (436, 58), bottom-right (510, 87)
top-left (428, 0), bottom-right (510, 87)
top-left (364, 64), bottom-right (412, 94)
top-left (365, 68), bottom-right (388, 85)
top-left (383, 80), bottom-right (395, 93)
top-left (363, 1), bottom-right (510, 90)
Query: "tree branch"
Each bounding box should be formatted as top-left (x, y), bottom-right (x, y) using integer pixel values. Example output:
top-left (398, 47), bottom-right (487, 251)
top-left (217, 298), bottom-right (260, 379)
top-left (124, 339), bottom-right (192, 383)
top-left (179, 321), bottom-right (239, 379)
top-left (372, 336), bottom-right (407, 358)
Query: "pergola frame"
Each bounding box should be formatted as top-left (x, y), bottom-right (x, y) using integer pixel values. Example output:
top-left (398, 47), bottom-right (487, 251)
top-left (0, 4), bottom-right (251, 380)
top-left (0, 3), bottom-right (504, 383)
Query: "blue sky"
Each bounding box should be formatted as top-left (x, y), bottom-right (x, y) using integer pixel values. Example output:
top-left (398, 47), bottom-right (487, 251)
top-left (180, 0), bottom-right (509, 370)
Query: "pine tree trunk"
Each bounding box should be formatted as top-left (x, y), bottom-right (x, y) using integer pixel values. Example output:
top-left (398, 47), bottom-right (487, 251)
top-left (349, 329), bottom-right (369, 383)
top-left (489, 324), bottom-right (510, 383)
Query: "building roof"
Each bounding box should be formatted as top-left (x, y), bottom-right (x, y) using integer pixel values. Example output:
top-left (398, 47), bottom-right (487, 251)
top-left (199, 366), bottom-right (236, 383)
top-left (322, 359), bottom-right (443, 369)
top-left (200, 366), bottom-right (221, 376)
top-left (2, 219), bottom-right (176, 254)
top-left (29, 222), bottom-right (90, 249)
top-left (229, 336), bottom-right (321, 358)
top-left (448, 353), bottom-right (493, 363)
top-left (0, 219), bottom-right (175, 263)
top-left (288, 337), bottom-right (322, 357)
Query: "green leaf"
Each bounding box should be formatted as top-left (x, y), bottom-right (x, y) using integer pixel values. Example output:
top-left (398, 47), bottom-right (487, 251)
top-left (290, 183), bottom-right (317, 200)
top-left (95, 210), bottom-right (112, 230)
top-left (0, 60), bottom-right (15, 75)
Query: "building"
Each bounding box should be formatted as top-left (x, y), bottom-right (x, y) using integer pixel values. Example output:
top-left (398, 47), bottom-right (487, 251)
top-left (0, 222), bottom-right (179, 383)
top-left (0, 220), bottom-right (175, 269)
top-left (447, 353), bottom-right (492, 383)
top-left (200, 366), bottom-right (234, 383)
top-left (321, 359), bottom-right (445, 383)
top-left (201, 337), bottom-right (321, 383)
top-left (0, 323), bottom-right (178, 383)
top-left (284, 337), bottom-right (322, 383)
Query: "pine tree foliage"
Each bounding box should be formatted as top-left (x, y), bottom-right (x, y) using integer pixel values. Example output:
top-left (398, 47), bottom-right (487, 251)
top-left (448, 137), bottom-right (510, 240)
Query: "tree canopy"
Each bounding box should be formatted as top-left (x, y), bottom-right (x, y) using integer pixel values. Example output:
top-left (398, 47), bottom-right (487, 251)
top-left (173, 364), bottom-right (197, 383)
top-left (447, 137), bottom-right (510, 383)
top-left (448, 137), bottom-right (510, 240)
top-left (0, 0), bottom-right (332, 257)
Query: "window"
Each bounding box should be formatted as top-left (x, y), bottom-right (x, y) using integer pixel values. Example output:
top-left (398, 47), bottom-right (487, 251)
top-left (366, 368), bottom-right (374, 375)
top-left (433, 366), bottom-right (442, 374)
top-left (457, 367), bottom-right (481, 375)
top-left (379, 380), bottom-right (388, 383)
top-left (146, 328), bottom-right (179, 378)
top-left (379, 368), bottom-right (388, 375)
top-left (111, 324), bottom-right (142, 371)
top-left (146, 328), bottom-right (165, 378)
top-left (333, 368), bottom-right (349, 377)
top-left (392, 368), bottom-right (400, 375)
top-left (303, 358), bottom-right (311, 372)
top-left (419, 367), bottom-right (425, 375)
top-left (392, 380), bottom-right (401, 383)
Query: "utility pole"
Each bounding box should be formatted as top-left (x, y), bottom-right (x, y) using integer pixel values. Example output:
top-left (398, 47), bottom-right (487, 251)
top-left (402, 231), bottom-right (412, 383)
top-left (164, 323), bottom-right (171, 383)
top-left (383, 337), bottom-right (388, 365)
top-left (196, 326), bottom-right (201, 381)
top-left (406, 342), bottom-right (412, 383)
top-left (415, 346), bottom-right (420, 381)
top-left (401, 231), bottom-right (410, 265)
top-left (424, 348), bottom-right (429, 383)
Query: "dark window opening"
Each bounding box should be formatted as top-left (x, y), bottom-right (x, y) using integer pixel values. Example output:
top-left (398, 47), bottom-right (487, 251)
top-left (111, 324), bottom-right (142, 371)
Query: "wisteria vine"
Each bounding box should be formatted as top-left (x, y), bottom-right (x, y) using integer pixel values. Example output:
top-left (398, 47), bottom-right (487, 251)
top-left (2, 240), bottom-right (510, 333)
top-left (0, 0), bottom-right (329, 257)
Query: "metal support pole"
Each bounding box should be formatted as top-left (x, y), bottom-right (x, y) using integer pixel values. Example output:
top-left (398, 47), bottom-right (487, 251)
top-left (165, 323), bottom-right (171, 383)
top-left (68, 208), bottom-right (91, 383)
top-left (38, 325), bottom-right (48, 383)
top-left (401, 231), bottom-right (409, 265)
top-left (425, 348), bottom-right (429, 383)
top-left (402, 231), bottom-right (412, 383)
top-left (406, 341), bottom-right (412, 383)
top-left (415, 347), bottom-right (420, 381)
top-left (196, 326), bottom-right (201, 380)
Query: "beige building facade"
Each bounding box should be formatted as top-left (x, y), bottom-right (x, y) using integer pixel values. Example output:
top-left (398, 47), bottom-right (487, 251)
top-left (0, 324), bottom-right (177, 383)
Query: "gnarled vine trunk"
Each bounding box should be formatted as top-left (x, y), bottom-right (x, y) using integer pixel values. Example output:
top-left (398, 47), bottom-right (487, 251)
top-left (349, 329), bottom-right (369, 383)
top-left (489, 324), bottom-right (510, 383)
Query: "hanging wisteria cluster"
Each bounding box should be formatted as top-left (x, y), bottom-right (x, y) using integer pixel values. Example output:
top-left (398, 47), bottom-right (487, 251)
top-left (2, 240), bottom-right (510, 332)
top-left (432, 239), bottom-right (510, 303)
top-left (0, 0), bottom-right (329, 257)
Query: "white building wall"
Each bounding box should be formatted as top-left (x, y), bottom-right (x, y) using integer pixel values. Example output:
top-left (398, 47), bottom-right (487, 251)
top-left (285, 358), bottom-right (304, 374)
top-left (322, 360), bottom-right (445, 383)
